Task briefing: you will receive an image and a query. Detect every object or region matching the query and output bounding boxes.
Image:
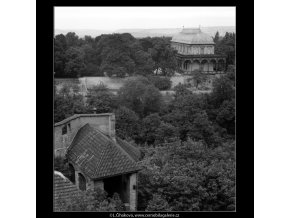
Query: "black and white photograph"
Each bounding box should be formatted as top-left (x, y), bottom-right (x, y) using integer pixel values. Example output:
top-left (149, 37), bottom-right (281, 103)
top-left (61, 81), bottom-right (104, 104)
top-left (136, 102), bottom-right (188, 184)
top-left (53, 6), bottom-right (236, 212)
top-left (12, 0), bottom-right (290, 217)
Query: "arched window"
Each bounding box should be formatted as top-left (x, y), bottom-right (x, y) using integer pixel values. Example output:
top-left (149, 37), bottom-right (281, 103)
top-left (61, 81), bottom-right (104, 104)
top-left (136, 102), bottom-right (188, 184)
top-left (210, 60), bottom-right (217, 72)
top-left (192, 60), bottom-right (200, 71)
top-left (78, 173), bottom-right (86, 191)
top-left (183, 60), bottom-right (191, 70)
top-left (217, 59), bottom-right (225, 71)
top-left (68, 163), bottom-right (75, 184)
top-left (62, 125), bottom-right (67, 135)
top-left (201, 60), bottom-right (209, 72)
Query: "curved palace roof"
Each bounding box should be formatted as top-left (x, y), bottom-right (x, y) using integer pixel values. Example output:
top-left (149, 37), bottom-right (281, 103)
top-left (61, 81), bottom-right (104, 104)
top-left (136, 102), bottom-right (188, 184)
top-left (171, 28), bottom-right (214, 45)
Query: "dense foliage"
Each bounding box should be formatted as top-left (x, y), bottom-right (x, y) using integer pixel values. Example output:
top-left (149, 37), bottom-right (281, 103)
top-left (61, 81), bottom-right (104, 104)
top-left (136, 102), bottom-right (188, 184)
top-left (148, 76), bottom-right (172, 90)
top-left (54, 33), bottom-right (178, 78)
top-left (117, 77), bottom-right (163, 117)
top-left (214, 32), bottom-right (236, 67)
top-left (86, 84), bottom-right (117, 113)
top-left (138, 140), bottom-right (235, 211)
top-left (54, 83), bottom-right (89, 123)
top-left (56, 188), bottom-right (125, 211)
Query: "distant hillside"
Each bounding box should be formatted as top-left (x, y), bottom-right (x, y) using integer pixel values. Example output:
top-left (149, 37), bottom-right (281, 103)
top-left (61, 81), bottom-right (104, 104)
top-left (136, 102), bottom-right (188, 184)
top-left (55, 26), bottom-right (235, 38)
top-left (115, 26), bottom-right (235, 38)
top-left (54, 29), bottom-right (113, 37)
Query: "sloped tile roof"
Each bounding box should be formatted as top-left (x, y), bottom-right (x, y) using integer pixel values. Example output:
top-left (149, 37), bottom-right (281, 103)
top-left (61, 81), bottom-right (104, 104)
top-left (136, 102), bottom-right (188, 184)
top-left (54, 171), bottom-right (83, 211)
top-left (116, 137), bottom-right (141, 162)
top-left (67, 124), bottom-right (141, 179)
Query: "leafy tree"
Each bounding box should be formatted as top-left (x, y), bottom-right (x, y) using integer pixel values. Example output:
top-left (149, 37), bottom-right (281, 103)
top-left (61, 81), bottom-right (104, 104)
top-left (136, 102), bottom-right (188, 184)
top-left (115, 106), bottom-right (140, 140)
top-left (213, 31), bottom-right (220, 43)
top-left (225, 65), bottom-right (235, 86)
top-left (148, 76), bottom-right (172, 90)
top-left (216, 99), bottom-right (235, 135)
top-left (133, 49), bottom-right (154, 76)
top-left (81, 44), bottom-right (101, 76)
top-left (140, 113), bottom-right (162, 145)
top-left (118, 77), bottom-right (163, 117)
top-left (173, 83), bottom-right (192, 98)
top-left (96, 33), bottom-right (137, 77)
top-left (162, 93), bottom-right (221, 146)
top-left (54, 34), bottom-right (67, 77)
top-left (190, 70), bottom-right (207, 89)
top-left (54, 84), bottom-right (88, 122)
top-left (86, 84), bottom-right (117, 113)
top-left (215, 32), bottom-right (235, 67)
top-left (55, 34), bottom-right (67, 50)
top-left (146, 194), bottom-right (172, 211)
top-left (65, 32), bottom-right (80, 47)
top-left (64, 47), bottom-right (85, 78)
top-left (142, 85), bottom-right (163, 116)
top-left (210, 76), bottom-right (235, 108)
top-left (155, 122), bottom-right (179, 144)
top-left (139, 37), bottom-right (178, 76)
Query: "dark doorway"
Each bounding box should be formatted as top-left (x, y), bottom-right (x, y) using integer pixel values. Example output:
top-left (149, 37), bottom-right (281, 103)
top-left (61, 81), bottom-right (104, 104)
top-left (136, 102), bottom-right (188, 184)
top-left (103, 174), bottom-right (129, 203)
top-left (68, 163), bottom-right (75, 184)
top-left (78, 173), bottom-right (86, 191)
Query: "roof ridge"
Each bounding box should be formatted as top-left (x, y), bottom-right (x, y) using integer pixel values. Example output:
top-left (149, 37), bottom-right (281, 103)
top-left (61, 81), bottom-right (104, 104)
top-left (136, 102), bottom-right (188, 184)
top-left (93, 128), bottom-right (137, 163)
top-left (66, 123), bottom-right (91, 153)
top-left (54, 113), bottom-right (114, 126)
top-left (116, 137), bottom-right (140, 160)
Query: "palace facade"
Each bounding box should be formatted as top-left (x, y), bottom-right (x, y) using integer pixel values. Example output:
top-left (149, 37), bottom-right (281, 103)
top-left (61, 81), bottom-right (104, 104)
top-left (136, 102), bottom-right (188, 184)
top-left (171, 28), bottom-right (226, 74)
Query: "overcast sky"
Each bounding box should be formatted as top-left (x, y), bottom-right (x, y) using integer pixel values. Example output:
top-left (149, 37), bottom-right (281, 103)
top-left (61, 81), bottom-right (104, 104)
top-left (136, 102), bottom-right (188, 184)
top-left (55, 7), bottom-right (235, 30)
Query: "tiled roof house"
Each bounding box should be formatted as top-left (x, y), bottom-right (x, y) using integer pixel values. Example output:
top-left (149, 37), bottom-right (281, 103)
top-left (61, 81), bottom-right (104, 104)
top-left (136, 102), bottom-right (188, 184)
top-left (54, 113), bottom-right (142, 211)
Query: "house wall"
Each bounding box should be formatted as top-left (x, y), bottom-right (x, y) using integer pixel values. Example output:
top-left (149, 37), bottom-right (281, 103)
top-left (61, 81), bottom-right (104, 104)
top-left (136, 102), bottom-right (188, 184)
top-left (94, 180), bottom-right (104, 190)
top-left (54, 114), bottom-right (116, 157)
top-left (129, 173), bottom-right (137, 211)
top-left (171, 42), bottom-right (214, 55)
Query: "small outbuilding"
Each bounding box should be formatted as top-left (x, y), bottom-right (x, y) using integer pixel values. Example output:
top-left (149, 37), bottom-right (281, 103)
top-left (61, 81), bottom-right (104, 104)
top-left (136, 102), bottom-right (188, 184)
top-left (54, 113), bottom-right (142, 211)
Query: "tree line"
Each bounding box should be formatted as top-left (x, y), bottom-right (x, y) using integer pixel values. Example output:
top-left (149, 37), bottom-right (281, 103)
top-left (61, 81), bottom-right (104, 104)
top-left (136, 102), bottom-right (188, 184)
top-left (54, 32), bottom-right (179, 78)
top-left (54, 31), bottom-right (235, 78)
top-left (213, 31), bottom-right (236, 66)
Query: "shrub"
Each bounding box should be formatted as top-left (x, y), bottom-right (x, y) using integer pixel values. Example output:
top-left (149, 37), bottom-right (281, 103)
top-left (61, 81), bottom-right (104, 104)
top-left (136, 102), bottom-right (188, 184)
top-left (57, 188), bottom-right (125, 211)
top-left (146, 194), bottom-right (172, 211)
top-left (148, 76), bottom-right (172, 90)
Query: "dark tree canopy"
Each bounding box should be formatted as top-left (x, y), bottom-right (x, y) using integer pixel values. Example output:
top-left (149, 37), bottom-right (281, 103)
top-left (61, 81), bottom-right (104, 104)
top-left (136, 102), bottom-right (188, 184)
top-left (215, 32), bottom-right (236, 67)
top-left (115, 106), bottom-right (140, 141)
top-left (54, 33), bottom-right (178, 78)
top-left (86, 84), bottom-right (117, 113)
top-left (117, 77), bottom-right (163, 117)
